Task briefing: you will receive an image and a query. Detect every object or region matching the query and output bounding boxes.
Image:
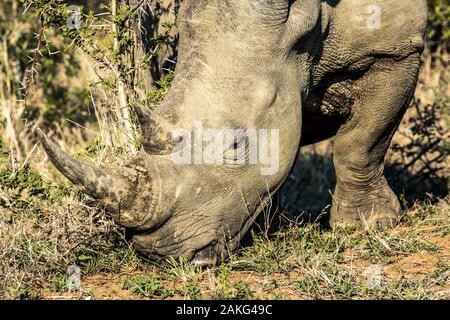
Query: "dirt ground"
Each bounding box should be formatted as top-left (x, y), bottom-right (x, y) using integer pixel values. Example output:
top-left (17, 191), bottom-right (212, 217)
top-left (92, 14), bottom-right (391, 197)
top-left (38, 199), bottom-right (449, 300)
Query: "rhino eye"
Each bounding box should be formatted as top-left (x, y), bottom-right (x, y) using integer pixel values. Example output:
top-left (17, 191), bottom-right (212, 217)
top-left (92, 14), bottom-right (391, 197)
top-left (225, 139), bottom-right (243, 159)
top-left (223, 131), bottom-right (250, 165)
top-left (227, 131), bottom-right (246, 150)
top-left (170, 132), bottom-right (188, 153)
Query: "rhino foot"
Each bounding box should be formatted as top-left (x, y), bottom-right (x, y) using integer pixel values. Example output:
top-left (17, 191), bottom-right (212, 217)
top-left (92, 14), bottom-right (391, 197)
top-left (330, 178), bottom-right (401, 229)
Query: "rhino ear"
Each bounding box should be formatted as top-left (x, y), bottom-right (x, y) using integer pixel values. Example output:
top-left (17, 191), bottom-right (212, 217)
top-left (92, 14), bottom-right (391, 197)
top-left (260, 0), bottom-right (290, 7)
top-left (251, 0), bottom-right (290, 15)
top-left (283, 0), bottom-right (321, 47)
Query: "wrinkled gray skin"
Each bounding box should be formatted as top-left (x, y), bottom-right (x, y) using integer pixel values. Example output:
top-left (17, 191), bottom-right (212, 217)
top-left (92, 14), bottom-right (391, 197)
top-left (40, 0), bottom-right (428, 266)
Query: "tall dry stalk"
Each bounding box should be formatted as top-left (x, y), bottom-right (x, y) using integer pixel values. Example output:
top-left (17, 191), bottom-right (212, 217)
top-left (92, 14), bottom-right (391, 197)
top-left (416, 42), bottom-right (449, 104)
top-left (111, 0), bottom-right (137, 153)
top-left (0, 0), bottom-right (37, 167)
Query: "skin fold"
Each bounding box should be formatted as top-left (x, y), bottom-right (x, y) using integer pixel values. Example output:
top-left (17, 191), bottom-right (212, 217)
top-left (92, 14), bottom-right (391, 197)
top-left (40, 0), bottom-right (428, 266)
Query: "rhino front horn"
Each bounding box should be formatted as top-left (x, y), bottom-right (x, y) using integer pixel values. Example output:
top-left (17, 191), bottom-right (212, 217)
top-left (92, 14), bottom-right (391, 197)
top-left (37, 128), bottom-right (134, 213)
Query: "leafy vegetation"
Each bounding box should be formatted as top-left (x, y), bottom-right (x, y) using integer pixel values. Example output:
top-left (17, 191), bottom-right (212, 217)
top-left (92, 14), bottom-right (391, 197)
top-left (121, 275), bottom-right (174, 299)
top-left (427, 0), bottom-right (450, 41)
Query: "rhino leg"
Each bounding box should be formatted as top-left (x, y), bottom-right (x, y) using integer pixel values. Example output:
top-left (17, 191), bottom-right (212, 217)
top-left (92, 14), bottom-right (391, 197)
top-left (330, 53), bottom-right (422, 229)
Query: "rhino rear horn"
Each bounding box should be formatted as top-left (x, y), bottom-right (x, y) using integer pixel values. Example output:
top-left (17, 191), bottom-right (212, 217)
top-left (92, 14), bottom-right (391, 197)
top-left (135, 106), bottom-right (178, 155)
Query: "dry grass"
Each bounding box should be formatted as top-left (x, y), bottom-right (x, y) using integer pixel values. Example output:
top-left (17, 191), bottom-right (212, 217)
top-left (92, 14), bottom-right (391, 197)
top-left (36, 199), bottom-right (449, 300)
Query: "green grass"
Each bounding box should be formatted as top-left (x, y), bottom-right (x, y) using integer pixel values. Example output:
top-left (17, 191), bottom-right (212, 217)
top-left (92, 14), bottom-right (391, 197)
top-left (121, 275), bottom-right (174, 299)
top-left (117, 201), bottom-right (445, 300)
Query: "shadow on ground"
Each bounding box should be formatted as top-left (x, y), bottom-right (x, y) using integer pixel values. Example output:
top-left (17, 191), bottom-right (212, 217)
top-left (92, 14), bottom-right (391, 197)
top-left (280, 151), bottom-right (447, 219)
top-left (249, 132), bottom-right (448, 238)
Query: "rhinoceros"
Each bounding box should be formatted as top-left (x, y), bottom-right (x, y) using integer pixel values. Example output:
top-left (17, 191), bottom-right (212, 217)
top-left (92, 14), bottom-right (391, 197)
top-left (39, 0), bottom-right (428, 265)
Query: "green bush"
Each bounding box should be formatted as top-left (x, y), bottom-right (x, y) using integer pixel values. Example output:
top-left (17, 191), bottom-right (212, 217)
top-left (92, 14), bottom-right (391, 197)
top-left (427, 0), bottom-right (450, 41)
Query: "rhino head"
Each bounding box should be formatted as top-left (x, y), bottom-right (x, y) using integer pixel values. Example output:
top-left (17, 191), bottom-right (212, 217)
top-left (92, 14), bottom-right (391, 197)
top-left (40, 0), bottom-right (321, 265)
